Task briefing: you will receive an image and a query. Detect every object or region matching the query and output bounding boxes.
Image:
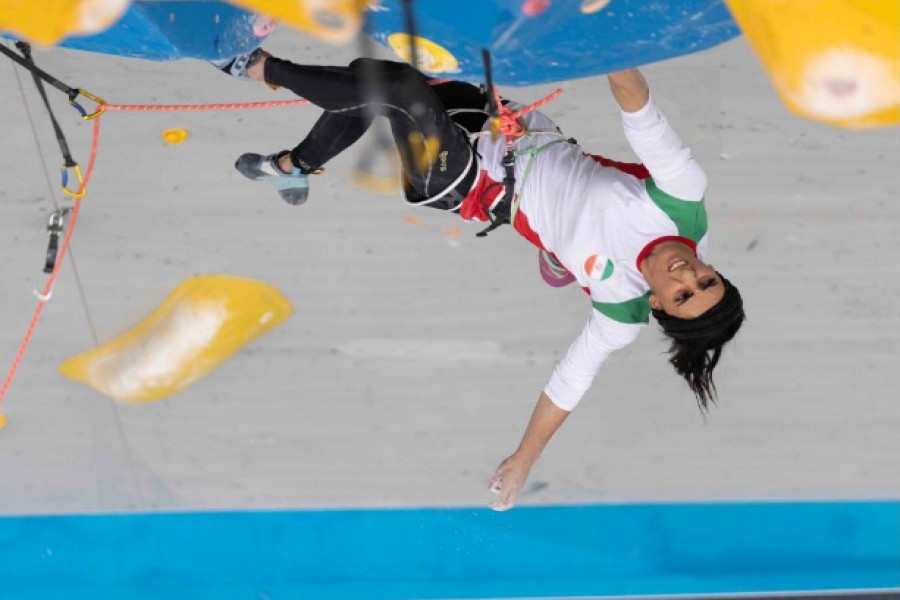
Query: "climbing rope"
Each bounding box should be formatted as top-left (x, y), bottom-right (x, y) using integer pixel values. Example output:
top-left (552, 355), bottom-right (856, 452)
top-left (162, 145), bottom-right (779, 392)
top-left (489, 86), bottom-right (563, 141)
top-left (102, 99), bottom-right (311, 112)
top-left (0, 116), bottom-right (100, 410)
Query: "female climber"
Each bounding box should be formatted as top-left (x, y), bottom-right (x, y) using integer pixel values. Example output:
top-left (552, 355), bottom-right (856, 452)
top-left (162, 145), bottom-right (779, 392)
top-left (221, 50), bottom-right (746, 511)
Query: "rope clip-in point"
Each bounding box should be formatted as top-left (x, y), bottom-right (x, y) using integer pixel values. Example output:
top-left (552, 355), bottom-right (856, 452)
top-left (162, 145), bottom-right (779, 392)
top-left (69, 88), bottom-right (107, 120)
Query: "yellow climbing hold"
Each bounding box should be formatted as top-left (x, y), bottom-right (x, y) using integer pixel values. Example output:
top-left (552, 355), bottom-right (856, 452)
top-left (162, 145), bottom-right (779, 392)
top-left (228, 0), bottom-right (364, 44)
top-left (162, 128), bottom-right (189, 144)
top-left (580, 0), bottom-right (611, 14)
top-left (60, 275), bottom-right (293, 402)
top-left (388, 33), bottom-right (460, 74)
top-left (0, 0), bottom-right (130, 46)
top-left (725, 0), bottom-right (900, 129)
top-left (0, 414), bottom-right (7, 429)
top-left (0, 0), bottom-right (364, 48)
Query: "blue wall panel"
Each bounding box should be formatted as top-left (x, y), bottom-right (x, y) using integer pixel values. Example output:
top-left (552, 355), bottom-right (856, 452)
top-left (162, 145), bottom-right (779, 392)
top-left (368, 0), bottom-right (741, 85)
top-left (1, 501), bottom-right (898, 599)
top-left (39, 1), bottom-right (739, 84)
top-left (57, 1), bottom-right (262, 61)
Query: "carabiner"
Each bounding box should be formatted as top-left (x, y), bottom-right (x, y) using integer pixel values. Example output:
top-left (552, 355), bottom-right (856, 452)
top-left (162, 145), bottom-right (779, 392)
top-left (44, 209), bottom-right (69, 274)
top-left (60, 164), bottom-right (86, 198)
top-left (69, 88), bottom-right (107, 120)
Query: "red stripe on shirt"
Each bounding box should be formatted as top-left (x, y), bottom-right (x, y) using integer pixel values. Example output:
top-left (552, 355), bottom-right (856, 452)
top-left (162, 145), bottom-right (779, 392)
top-left (459, 170), bottom-right (503, 222)
top-left (635, 235), bottom-right (697, 272)
top-left (512, 207), bottom-right (547, 251)
top-left (586, 154), bottom-right (651, 180)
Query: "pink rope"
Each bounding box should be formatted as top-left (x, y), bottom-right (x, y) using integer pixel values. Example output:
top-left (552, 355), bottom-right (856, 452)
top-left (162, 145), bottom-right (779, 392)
top-left (492, 87), bottom-right (563, 140)
top-left (101, 78), bottom-right (452, 113)
top-left (103, 99), bottom-right (310, 112)
top-left (0, 117), bottom-right (101, 408)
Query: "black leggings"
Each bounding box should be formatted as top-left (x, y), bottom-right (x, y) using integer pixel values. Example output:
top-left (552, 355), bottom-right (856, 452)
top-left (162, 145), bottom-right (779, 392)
top-left (264, 57), bottom-right (487, 205)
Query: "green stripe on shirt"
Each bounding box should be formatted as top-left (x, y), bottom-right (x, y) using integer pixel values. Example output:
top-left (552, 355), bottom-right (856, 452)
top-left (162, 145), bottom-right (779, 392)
top-left (645, 178), bottom-right (708, 243)
top-left (592, 291), bottom-right (652, 324)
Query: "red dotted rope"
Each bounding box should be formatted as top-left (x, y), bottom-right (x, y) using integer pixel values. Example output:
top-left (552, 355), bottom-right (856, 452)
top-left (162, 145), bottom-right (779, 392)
top-left (99, 78), bottom-right (452, 113)
top-left (103, 99), bottom-right (311, 112)
top-left (0, 95), bottom-right (324, 411)
top-left (0, 116), bottom-right (100, 409)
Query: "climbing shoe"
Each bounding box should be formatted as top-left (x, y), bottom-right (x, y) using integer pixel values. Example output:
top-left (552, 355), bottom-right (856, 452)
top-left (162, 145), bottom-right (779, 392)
top-left (210, 48), bottom-right (265, 80)
top-left (235, 152), bottom-right (310, 206)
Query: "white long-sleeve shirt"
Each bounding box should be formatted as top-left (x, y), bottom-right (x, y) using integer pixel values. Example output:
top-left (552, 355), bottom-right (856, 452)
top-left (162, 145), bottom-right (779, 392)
top-left (460, 97), bottom-right (710, 411)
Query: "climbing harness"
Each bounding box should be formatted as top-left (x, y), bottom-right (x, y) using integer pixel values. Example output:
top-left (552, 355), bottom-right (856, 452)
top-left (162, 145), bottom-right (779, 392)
top-left (475, 49), bottom-right (565, 237)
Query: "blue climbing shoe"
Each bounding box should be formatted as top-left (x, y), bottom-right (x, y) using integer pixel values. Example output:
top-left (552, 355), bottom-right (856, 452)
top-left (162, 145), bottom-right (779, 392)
top-left (235, 153), bottom-right (310, 206)
top-left (210, 48), bottom-right (265, 80)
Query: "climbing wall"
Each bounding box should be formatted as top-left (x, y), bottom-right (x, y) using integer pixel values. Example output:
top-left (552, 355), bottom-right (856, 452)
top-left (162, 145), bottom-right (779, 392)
top-left (368, 0), bottom-right (741, 85)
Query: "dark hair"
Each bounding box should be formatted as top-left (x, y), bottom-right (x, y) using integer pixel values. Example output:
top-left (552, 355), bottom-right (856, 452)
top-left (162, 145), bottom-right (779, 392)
top-left (651, 273), bottom-right (745, 411)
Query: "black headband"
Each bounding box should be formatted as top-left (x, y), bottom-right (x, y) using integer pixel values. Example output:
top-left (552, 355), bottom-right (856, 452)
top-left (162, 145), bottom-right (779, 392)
top-left (652, 274), bottom-right (744, 342)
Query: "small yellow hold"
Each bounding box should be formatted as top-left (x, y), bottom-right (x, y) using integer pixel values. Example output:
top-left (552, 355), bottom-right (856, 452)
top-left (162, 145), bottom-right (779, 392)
top-left (0, 414), bottom-right (7, 429)
top-left (580, 0), bottom-right (611, 14)
top-left (228, 0), bottom-right (364, 44)
top-left (162, 128), bottom-right (189, 144)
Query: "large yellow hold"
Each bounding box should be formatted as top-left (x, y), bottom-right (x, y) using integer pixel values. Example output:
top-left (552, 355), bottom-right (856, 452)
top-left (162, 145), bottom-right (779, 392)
top-left (0, 0), bottom-right (130, 46)
top-left (230, 0), bottom-right (364, 44)
top-left (726, 0), bottom-right (900, 129)
top-left (60, 275), bottom-right (293, 402)
top-left (0, 0), bottom-right (363, 47)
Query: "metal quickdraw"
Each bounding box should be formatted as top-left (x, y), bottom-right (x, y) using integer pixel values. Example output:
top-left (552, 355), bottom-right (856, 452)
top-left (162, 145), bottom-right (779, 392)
top-left (44, 208), bottom-right (70, 274)
top-left (68, 88), bottom-right (107, 120)
top-left (5, 43), bottom-right (102, 199)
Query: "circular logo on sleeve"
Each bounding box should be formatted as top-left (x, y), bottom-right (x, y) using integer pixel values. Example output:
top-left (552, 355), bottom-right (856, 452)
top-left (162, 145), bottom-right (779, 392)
top-left (584, 254), bottom-right (614, 281)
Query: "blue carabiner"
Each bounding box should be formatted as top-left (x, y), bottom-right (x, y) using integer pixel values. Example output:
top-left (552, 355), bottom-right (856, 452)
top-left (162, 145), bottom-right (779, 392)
top-left (69, 100), bottom-right (88, 119)
top-left (60, 164), bottom-right (86, 198)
